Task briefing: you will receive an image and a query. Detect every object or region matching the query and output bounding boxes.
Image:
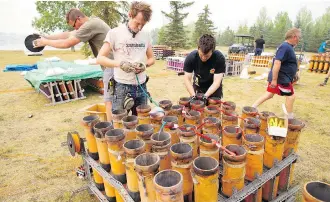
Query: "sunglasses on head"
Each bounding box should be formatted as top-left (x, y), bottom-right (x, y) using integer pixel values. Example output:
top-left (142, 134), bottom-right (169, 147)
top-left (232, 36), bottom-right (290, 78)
top-left (72, 16), bottom-right (79, 28)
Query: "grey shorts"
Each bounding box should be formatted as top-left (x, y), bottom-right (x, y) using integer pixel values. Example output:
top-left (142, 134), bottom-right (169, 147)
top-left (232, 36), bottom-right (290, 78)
top-left (103, 68), bottom-right (114, 102)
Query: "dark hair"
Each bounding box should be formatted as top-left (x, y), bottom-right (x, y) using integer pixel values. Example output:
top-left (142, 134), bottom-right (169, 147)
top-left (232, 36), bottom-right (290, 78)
top-left (198, 34), bottom-right (216, 54)
top-left (130, 1), bottom-right (152, 22)
top-left (66, 8), bottom-right (86, 23)
top-left (260, 35), bottom-right (263, 38)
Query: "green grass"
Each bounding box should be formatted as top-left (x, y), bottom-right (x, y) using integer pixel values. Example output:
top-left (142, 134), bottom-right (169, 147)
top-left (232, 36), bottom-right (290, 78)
top-left (0, 50), bottom-right (329, 201)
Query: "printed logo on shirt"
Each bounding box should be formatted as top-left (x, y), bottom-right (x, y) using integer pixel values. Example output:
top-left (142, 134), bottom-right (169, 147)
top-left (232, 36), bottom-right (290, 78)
top-left (210, 68), bottom-right (215, 74)
top-left (126, 43), bottom-right (145, 48)
top-left (115, 39), bottom-right (147, 56)
top-left (194, 76), bottom-right (199, 86)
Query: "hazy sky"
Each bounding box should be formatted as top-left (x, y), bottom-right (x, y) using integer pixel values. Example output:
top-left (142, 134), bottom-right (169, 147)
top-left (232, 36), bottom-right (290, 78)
top-left (1, 0), bottom-right (330, 34)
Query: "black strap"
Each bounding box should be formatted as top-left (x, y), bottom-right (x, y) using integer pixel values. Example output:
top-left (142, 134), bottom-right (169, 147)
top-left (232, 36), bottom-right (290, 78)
top-left (126, 23), bottom-right (137, 38)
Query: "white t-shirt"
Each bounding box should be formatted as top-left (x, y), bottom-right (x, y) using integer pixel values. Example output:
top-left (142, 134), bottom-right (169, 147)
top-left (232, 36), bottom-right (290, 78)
top-left (105, 24), bottom-right (151, 85)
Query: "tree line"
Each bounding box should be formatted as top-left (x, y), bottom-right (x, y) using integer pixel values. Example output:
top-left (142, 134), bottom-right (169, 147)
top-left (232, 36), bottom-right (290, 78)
top-left (33, 1), bottom-right (330, 53)
top-left (155, 3), bottom-right (330, 52)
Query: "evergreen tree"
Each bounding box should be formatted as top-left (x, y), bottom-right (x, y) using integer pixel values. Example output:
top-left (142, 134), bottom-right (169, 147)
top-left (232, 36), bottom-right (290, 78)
top-left (271, 12), bottom-right (293, 46)
top-left (218, 26), bottom-right (235, 46)
top-left (192, 5), bottom-right (216, 46)
top-left (236, 22), bottom-right (249, 35)
top-left (157, 26), bottom-right (167, 45)
top-left (309, 7), bottom-right (330, 51)
top-left (294, 7), bottom-right (313, 51)
top-left (161, 1), bottom-right (194, 49)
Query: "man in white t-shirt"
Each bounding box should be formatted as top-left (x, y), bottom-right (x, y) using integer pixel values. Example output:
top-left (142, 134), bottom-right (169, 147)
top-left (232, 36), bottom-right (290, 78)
top-left (97, 1), bottom-right (155, 116)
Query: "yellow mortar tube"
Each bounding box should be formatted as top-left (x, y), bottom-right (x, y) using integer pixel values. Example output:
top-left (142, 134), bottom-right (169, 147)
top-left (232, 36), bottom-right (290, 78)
top-left (136, 124), bottom-right (154, 152)
top-left (134, 153), bottom-right (160, 202)
top-left (199, 134), bottom-right (220, 162)
top-left (154, 170), bottom-right (184, 202)
top-left (122, 115), bottom-right (138, 141)
top-left (170, 143), bottom-right (193, 201)
top-left (151, 132), bottom-right (172, 171)
top-left (82, 115), bottom-right (100, 160)
top-left (222, 144), bottom-right (247, 197)
top-left (137, 104), bottom-right (151, 124)
top-left (112, 109), bottom-right (127, 129)
top-left (192, 156), bottom-right (219, 202)
top-left (162, 116), bottom-right (180, 145)
top-left (123, 139), bottom-right (146, 201)
top-left (178, 124), bottom-right (199, 159)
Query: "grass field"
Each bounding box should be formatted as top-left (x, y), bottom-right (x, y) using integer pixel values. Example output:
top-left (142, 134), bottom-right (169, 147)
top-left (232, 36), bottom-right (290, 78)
top-left (0, 49), bottom-right (329, 202)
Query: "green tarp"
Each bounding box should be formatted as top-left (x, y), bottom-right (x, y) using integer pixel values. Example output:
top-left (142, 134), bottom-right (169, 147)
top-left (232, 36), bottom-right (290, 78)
top-left (24, 61), bottom-right (103, 90)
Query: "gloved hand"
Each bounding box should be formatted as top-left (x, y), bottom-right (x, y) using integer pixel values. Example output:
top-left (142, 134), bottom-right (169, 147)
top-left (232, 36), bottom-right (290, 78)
top-left (201, 95), bottom-right (208, 106)
top-left (189, 95), bottom-right (197, 103)
top-left (132, 62), bottom-right (146, 74)
top-left (120, 61), bottom-right (135, 73)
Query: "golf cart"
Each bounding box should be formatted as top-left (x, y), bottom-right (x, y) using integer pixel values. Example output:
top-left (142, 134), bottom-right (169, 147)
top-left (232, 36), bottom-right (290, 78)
top-left (228, 35), bottom-right (255, 54)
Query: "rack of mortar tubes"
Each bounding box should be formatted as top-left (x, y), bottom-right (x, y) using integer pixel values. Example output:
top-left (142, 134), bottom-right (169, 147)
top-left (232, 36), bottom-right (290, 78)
top-left (218, 152), bottom-right (299, 202)
top-left (66, 97), bottom-right (302, 202)
top-left (67, 131), bottom-right (299, 202)
top-left (66, 132), bottom-right (135, 202)
top-left (218, 107), bottom-right (304, 202)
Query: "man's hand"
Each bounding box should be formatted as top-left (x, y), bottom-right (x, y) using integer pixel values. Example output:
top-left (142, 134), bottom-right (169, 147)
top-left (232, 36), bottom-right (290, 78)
top-left (189, 95), bottom-right (197, 103)
top-left (132, 62), bottom-right (146, 74)
top-left (201, 95), bottom-right (208, 105)
top-left (120, 61), bottom-right (135, 73)
top-left (270, 80), bottom-right (277, 88)
top-left (33, 37), bottom-right (47, 48)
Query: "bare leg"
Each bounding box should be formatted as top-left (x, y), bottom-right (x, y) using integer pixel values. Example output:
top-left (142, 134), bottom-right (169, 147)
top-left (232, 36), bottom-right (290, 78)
top-left (252, 92), bottom-right (275, 108)
top-left (320, 70), bottom-right (330, 86)
top-left (105, 101), bottom-right (113, 122)
top-left (285, 94), bottom-right (295, 118)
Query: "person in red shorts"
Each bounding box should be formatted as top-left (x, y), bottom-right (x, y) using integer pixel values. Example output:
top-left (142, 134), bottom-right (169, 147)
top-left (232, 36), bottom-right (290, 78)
top-left (252, 28), bottom-right (301, 119)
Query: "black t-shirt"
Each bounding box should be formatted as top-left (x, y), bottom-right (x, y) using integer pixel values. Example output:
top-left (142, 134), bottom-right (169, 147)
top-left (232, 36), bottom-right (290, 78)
top-left (184, 50), bottom-right (226, 89)
top-left (255, 38), bottom-right (265, 49)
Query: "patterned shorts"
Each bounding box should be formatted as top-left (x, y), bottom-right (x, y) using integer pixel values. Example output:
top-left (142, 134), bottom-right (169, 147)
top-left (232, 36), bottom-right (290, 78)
top-left (267, 82), bottom-right (294, 96)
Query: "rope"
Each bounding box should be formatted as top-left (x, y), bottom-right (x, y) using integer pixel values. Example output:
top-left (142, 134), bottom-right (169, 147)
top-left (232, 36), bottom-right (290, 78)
top-left (159, 121), bottom-right (167, 132)
top-left (135, 74), bottom-right (159, 107)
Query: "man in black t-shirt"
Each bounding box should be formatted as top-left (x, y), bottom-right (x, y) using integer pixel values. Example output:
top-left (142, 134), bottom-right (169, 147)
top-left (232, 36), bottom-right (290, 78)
top-left (183, 34), bottom-right (226, 103)
top-left (255, 35), bottom-right (265, 56)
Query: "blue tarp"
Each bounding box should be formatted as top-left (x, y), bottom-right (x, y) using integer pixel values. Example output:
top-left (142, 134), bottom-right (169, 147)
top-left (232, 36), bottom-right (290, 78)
top-left (3, 64), bottom-right (38, 72)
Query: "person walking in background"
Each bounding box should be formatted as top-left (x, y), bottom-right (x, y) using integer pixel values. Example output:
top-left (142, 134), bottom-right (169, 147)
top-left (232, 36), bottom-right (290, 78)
top-left (252, 28), bottom-right (301, 119)
top-left (319, 69), bottom-right (330, 86)
top-left (33, 8), bottom-right (115, 121)
top-left (255, 35), bottom-right (265, 56)
top-left (318, 40), bottom-right (329, 53)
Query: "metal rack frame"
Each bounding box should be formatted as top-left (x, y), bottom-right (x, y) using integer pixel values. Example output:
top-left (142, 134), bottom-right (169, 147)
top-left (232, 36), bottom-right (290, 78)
top-left (218, 153), bottom-right (299, 202)
top-left (67, 133), bottom-right (300, 202)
